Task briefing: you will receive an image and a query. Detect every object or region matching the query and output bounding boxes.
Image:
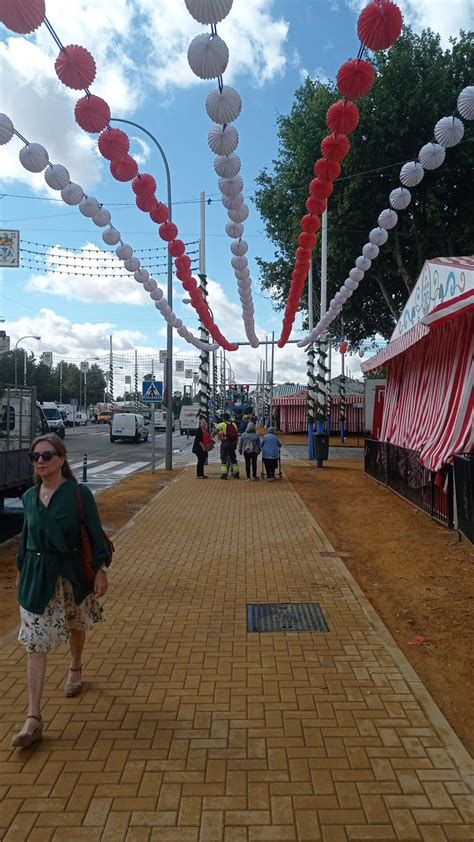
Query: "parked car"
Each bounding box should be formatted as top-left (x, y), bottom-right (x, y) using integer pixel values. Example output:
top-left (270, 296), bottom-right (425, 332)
top-left (97, 410), bottom-right (113, 424)
top-left (1, 387), bottom-right (49, 509)
top-left (110, 413), bottom-right (149, 443)
top-left (154, 409), bottom-right (175, 431)
top-left (41, 402), bottom-right (65, 439)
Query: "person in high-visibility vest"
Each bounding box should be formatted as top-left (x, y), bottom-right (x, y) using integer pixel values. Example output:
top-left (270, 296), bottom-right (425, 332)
top-left (213, 412), bottom-right (240, 479)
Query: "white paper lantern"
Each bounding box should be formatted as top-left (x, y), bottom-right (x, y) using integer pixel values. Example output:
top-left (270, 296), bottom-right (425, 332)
top-left (44, 163), bottom-right (70, 190)
top-left (143, 279), bottom-right (157, 292)
top-left (174, 318), bottom-right (183, 329)
top-left (151, 288), bottom-right (163, 301)
top-left (457, 86), bottom-right (474, 121)
top-left (226, 221), bottom-right (244, 238)
top-left (356, 255), bottom-right (371, 272)
top-left (219, 175), bottom-right (243, 198)
top-left (389, 187), bottom-right (411, 210)
top-left (344, 288), bottom-right (354, 299)
top-left (92, 207), bottom-right (112, 227)
top-left (344, 278), bottom-right (359, 291)
top-left (334, 292), bottom-right (345, 304)
top-left (177, 325), bottom-right (187, 336)
top-left (231, 239), bottom-right (248, 256)
top-left (103, 227), bottom-right (121, 246)
top-left (208, 124), bottom-right (239, 156)
top-left (434, 115), bottom-right (464, 148)
top-left (116, 243), bottom-right (133, 260)
top-left (185, 0), bottom-right (233, 24)
top-left (79, 196), bottom-right (100, 218)
top-left (0, 113), bottom-right (14, 145)
top-left (378, 208), bottom-right (398, 230)
top-left (124, 256), bottom-right (140, 271)
top-left (350, 267), bottom-right (364, 282)
top-left (228, 203), bottom-right (249, 223)
top-left (214, 153), bottom-right (241, 178)
top-left (61, 182), bottom-right (84, 205)
top-left (188, 33), bottom-right (229, 80)
top-left (362, 242), bottom-right (379, 260)
top-left (19, 142), bottom-right (49, 173)
top-left (369, 226), bottom-right (388, 246)
top-left (400, 160), bottom-right (424, 187)
top-left (247, 334), bottom-right (259, 349)
top-left (418, 142), bottom-right (446, 171)
top-left (134, 268), bottom-right (149, 283)
top-left (231, 256), bottom-right (248, 270)
top-left (206, 86), bottom-right (242, 124)
top-left (235, 269), bottom-right (250, 281)
top-left (222, 193), bottom-right (244, 211)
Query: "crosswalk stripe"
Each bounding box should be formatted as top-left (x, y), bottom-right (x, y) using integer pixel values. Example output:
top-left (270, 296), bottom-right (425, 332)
top-left (86, 461), bottom-right (124, 475)
top-left (113, 461), bottom-right (150, 476)
top-left (71, 459), bottom-right (99, 470)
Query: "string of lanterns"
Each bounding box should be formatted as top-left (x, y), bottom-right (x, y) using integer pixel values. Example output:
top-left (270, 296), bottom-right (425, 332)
top-left (297, 84), bottom-right (474, 347)
top-left (0, 113), bottom-right (219, 353)
top-left (184, 0), bottom-right (260, 348)
top-left (0, 2), bottom-right (236, 351)
top-left (278, 0), bottom-right (404, 348)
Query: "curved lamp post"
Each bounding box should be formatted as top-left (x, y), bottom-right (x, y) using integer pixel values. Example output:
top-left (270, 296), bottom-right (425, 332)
top-left (14, 335), bottom-right (41, 386)
top-left (110, 117), bottom-right (174, 470)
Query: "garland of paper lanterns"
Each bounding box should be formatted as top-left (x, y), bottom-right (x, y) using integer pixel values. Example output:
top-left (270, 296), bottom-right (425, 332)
top-left (0, 8), bottom-right (237, 352)
top-left (297, 84), bottom-right (474, 347)
top-left (278, 0), bottom-right (403, 348)
top-left (184, 0), bottom-right (260, 348)
top-left (0, 115), bottom-right (219, 354)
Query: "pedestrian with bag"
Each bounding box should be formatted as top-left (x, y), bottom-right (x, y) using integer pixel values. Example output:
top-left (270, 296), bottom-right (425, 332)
top-left (213, 412), bottom-right (240, 479)
top-left (192, 417), bottom-right (213, 478)
top-left (11, 434), bottom-right (112, 748)
top-left (261, 427), bottom-right (282, 481)
top-left (238, 421), bottom-right (261, 481)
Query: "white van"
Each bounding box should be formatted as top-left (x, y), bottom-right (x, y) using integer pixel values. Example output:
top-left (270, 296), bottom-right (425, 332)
top-left (42, 402), bottom-right (66, 439)
top-left (179, 404), bottom-right (200, 436)
top-left (154, 409), bottom-right (175, 431)
top-left (110, 413), bottom-right (149, 443)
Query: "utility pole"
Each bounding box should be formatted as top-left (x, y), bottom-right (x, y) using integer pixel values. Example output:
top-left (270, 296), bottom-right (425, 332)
top-left (316, 210), bottom-right (328, 467)
top-left (307, 261), bottom-right (315, 458)
top-left (198, 191), bottom-right (210, 421)
top-left (109, 335), bottom-right (114, 402)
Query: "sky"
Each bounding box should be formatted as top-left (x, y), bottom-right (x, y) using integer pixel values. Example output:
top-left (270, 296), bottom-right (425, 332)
top-left (0, 0), bottom-right (471, 393)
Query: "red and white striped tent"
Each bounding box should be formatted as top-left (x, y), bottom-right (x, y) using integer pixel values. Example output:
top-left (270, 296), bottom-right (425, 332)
top-left (273, 378), bottom-right (364, 434)
top-left (362, 257), bottom-right (474, 472)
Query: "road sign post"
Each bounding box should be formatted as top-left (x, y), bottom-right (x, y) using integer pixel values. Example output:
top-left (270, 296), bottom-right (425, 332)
top-left (142, 381), bottom-right (163, 474)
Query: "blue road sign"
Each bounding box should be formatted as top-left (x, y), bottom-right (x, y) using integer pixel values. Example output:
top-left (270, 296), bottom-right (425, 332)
top-left (142, 380), bottom-right (163, 402)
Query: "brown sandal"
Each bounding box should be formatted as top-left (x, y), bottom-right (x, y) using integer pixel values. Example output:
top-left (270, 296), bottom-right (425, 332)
top-left (11, 715), bottom-right (43, 748)
top-left (64, 666), bottom-right (83, 697)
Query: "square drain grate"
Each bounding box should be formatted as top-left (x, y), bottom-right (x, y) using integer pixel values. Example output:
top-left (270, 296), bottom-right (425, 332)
top-left (247, 603), bottom-right (329, 633)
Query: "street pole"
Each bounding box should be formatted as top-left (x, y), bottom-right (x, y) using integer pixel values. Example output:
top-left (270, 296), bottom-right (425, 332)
top-left (84, 370), bottom-right (87, 414)
top-left (134, 349), bottom-right (139, 411)
top-left (222, 350), bottom-right (227, 411)
top-left (109, 335), bottom-right (114, 402)
top-left (316, 209), bottom-right (328, 468)
top-left (59, 360), bottom-right (63, 405)
top-left (307, 261), bottom-right (315, 459)
top-left (110, 117), bottom-right (173, 470)
top-left (151, 405), bottom-right (156, 472)
top-left (23, 349), bottom-right (27, 386)
top-left (269, 331), bottom-right (275, 427)
top-left (198, 191), bottom-right (210, 421)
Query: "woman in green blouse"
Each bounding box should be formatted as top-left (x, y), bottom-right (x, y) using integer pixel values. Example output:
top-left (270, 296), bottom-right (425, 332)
top-left (12, 434), bottom-right (110, 748)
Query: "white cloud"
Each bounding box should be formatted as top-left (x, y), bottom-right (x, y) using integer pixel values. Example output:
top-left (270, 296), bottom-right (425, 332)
top-left (345, 0), bottom-right (472, 46)
top-left (299, 65), bottom-right (330, 85)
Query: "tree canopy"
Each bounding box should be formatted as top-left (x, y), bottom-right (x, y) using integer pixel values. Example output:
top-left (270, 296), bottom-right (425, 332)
top-left (254, 28), bottom-right (473, 345)
top-left (0, 353), bottom-right (106, 405)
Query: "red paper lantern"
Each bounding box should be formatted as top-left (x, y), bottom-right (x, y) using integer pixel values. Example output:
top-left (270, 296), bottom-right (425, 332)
top-left (357, 0), bottom-right (403, 51)
top-left (337, 59), bottom-right (376, 99)
top-left (0, 0), bottom-right (45, 33)
top-left (98, 128), bottom-right (130, 161)
top-left (340, 341), bottom-right (349, 354)
top-left (306, 195), bottom-right (327, 216)
top-left (75, 94), bottom-right (111, 133)
top-left (132, 173), bottom-right (157, 196)
top-left (326, 100), bottom-right (360, 135)
top-left (314, 158), bottom-right (341, 182)
top-left (136, 193), bottom-right (156, 212)
top-left (301, 215), bottom-right (320, 234)
top-left (296, 246), bottom-right (312, 261)
top-left (110, 156), bottom-right (138, 182)
top-left (150, 203), bottom-right (169, 224)
top-left (159, 221), bottom-right (178, 242)
top-left (321, 133), bottom-right (351, 162)
top-left (55, 45), bottom-right (96, 90)
top-left (310, 178), bottom-right (333, 200)
top-left (169, 240), bottom-right (186, 258)
top-left (182, 279), bottom-right (194, 291)
top-left (176, 255), bottom-right (191, 273)
top-left (298, 231), bottom-right (317, 250)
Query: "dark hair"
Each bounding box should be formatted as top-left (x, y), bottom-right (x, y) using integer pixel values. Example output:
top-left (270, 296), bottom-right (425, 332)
top-left (223, 412), bottom-right (230, 421)
top-left (30, 434), bottom-right (76, 484)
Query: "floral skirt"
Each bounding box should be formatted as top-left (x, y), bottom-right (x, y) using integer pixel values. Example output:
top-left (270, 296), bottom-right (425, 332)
top-left (18, 577), bottom-right (105, 654)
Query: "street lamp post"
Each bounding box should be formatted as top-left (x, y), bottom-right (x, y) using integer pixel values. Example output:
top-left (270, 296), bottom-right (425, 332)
top-left (110, 117), bottom-right (173, 470)
top-left (14, 335), bottom-right (41, 387)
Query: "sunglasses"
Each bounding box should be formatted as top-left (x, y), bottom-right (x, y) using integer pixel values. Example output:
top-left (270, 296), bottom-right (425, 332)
top-left (29, 450), bottom-right (58, 463)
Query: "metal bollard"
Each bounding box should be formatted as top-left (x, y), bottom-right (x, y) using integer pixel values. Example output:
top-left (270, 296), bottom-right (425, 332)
top-left (82, 454), bottom-right (87, 482)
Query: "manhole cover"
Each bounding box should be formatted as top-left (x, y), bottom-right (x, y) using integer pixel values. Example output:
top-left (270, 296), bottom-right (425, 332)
top-left (247, 603), bottom-right (329, 633)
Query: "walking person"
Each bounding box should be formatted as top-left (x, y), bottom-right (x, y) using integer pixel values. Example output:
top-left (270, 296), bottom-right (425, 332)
top-left (261, 427), bottom-right (282, 481)
top-left (238, 421), bottom-right (261, 481)
top-left (12, 434), bottom-right (111, 748)
top-left (192, 418), bottom-right (213, 478)
top-left (213, 412), bottom-right (240, 479)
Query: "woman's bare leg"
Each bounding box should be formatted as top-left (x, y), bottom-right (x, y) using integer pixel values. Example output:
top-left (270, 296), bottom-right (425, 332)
top-left (17, 652), bottom-right (47, 735)
top-left (69, 629), bottom-right (86, 670)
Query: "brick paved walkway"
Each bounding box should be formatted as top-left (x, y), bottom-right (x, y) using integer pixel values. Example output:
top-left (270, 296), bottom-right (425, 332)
top-left (0, 468), bottom-right (473, 842)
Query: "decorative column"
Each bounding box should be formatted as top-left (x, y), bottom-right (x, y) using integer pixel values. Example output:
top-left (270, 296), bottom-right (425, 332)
top-left (315, 338), bottom-right (329, 426)
top-left (109, 334), bottom-right (114, 402)
top-left (134, 349), bottom-right (139, 411)
top-left (307, 344), bottom-right (316, 433)
top-left (198, 274), bottom-right (210, 420)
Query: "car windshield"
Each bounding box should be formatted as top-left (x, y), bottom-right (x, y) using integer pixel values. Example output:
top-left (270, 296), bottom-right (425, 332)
top-left (43, 408), bottom-right (61, 420)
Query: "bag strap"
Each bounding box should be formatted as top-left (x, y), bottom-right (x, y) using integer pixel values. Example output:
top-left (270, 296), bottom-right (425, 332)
top-left (76, 484), bottom-right (86, 525)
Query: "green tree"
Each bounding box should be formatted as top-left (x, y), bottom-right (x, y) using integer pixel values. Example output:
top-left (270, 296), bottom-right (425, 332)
top-left (85, 364), bottom-right (106, 406)
top-left (254, 28), bottom-right (473, 344)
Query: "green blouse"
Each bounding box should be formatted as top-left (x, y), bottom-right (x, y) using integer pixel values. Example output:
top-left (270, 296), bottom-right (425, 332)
top-left (16, 479), bottom-right (109, 614)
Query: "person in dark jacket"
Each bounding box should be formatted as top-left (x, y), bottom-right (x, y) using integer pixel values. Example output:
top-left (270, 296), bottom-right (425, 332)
top-left (192, 418), bottom-right (213, 478)
top-left (12, 434), bottom-right (110, 748)
top-left (238, 421), bottom-right (261, 481)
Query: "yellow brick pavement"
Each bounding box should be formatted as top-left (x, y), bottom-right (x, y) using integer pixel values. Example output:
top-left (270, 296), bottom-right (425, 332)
top-left (0, 468), bottom-right (473, 842)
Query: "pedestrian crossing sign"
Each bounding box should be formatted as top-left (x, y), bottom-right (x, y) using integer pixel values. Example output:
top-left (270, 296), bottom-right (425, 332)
top-left (142, 380), bottom-right (163, 402)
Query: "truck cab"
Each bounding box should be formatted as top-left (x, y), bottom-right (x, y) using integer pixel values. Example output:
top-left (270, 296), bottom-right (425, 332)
top-left (0, 387), bottom-right (49, 509)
